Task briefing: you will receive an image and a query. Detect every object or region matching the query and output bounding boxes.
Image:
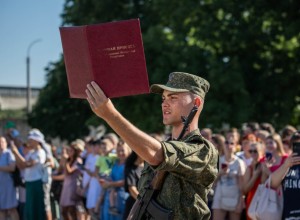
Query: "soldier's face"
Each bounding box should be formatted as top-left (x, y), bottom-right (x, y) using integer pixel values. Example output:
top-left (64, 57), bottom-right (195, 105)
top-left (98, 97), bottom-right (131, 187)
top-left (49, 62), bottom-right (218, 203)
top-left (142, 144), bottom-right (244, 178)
top-left (161, 90), bottom-right (194, 126)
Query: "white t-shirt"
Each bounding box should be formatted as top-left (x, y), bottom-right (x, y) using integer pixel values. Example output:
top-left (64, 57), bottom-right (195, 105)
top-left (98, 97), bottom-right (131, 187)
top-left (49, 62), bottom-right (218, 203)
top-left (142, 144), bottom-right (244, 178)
top-left (219, 155), bottom-right (246, 187)
top-left (24, 149), bottom-right (46, 182)
top-left (212, 155), bottom-right (246, 209)
top-left (82, 153), bottom-right (99, 187)
top-left (236, 151), bottom-right (252, 166)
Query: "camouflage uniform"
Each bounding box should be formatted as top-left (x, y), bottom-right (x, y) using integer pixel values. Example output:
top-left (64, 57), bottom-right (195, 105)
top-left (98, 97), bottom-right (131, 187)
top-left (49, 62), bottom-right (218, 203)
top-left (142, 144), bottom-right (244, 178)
top-left (138, 129), bottom-right (218, 219)
top-left (135, 72), bottom-right (218, 219)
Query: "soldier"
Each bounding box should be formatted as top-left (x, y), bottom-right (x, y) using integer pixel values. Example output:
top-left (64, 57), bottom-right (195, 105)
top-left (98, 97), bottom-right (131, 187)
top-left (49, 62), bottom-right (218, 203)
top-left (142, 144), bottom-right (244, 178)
top-left (86, 72), bottom-right (218, 219)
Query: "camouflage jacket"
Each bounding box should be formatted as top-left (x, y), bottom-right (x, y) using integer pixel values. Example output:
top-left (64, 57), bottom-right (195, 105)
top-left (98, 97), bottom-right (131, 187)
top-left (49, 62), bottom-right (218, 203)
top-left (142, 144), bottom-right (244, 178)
top-left (138, 129), bottom-right (218, 220)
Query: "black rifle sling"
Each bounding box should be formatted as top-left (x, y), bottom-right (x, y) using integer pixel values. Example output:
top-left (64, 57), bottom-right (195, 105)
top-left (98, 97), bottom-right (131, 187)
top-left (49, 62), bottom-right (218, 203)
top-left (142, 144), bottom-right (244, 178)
top-left (177, 103), bottom-right (199, 141)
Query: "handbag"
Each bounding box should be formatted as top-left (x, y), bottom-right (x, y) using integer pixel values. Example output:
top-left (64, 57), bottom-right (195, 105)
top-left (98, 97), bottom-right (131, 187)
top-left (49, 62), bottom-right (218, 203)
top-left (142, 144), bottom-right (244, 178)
top-left (219, 184), bottom-right (240, 211)
top-left (247, 176), bottom-right (283, 220)
top-left (75, 174), bottom-right (90, 198)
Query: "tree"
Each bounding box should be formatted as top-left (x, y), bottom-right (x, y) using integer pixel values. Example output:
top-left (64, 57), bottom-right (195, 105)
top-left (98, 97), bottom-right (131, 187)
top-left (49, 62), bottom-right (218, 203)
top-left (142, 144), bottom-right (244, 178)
top-left (29, 0), bottom-right (300, 140)
top-left (28, 59), bottom-right (92, 140)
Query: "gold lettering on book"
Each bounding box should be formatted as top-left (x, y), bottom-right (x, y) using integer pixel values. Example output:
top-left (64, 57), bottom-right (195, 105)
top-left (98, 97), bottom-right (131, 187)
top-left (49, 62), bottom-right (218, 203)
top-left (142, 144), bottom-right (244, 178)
top-left (103, 44), bottom-right (136, 59)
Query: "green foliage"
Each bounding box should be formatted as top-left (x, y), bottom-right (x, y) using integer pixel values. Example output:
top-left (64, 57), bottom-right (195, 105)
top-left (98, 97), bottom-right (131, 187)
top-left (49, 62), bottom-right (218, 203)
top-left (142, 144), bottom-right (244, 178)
top-left (0, 109), bottom-right (26, 120)
top-left (28, 59), bottom-right (92, 140)
top-left (29, 0), bottom-right (300, 139)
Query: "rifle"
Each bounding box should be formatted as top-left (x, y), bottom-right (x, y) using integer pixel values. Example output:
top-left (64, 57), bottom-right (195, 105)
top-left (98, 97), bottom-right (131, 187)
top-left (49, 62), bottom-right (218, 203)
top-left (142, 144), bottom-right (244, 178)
top-left (127, 99), bottom-right (200, 220)
top-left (127, 170), bottom-right (172, 220)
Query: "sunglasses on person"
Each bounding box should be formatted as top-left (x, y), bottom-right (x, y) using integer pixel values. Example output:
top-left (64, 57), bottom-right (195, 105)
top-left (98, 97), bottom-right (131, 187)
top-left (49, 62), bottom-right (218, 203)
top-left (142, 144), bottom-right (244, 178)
top-left (248, 149), bottom-right (258, 154)
top-left (225, 141), bottom-right (235, 145)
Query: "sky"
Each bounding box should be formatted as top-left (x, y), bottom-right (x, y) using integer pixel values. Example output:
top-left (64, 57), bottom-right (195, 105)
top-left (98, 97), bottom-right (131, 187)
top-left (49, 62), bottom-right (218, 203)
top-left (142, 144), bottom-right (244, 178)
top-left (0, 0), bottom-right (65, 88)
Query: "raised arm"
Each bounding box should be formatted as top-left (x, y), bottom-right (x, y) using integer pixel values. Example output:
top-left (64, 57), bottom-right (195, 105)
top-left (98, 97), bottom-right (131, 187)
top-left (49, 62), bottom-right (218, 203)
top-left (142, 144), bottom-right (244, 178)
top-left (271, 154), bottom-right (300, 188)
top-left (86, 82), bottom-right (163, 166)
top-left (11, 143), bottom-right (34, 169)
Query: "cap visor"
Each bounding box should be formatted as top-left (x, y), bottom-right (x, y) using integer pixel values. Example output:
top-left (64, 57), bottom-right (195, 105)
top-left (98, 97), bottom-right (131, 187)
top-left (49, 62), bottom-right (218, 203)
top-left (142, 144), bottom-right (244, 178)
top-left (150, 84), bottom-right (189, 94)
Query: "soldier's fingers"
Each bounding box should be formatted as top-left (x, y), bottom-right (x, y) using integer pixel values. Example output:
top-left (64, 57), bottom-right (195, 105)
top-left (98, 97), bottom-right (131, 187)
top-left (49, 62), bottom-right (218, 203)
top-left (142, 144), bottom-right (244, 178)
top-left (86, 89), bottom-right (95, 108)
top-left (87, 83), bottom-right (99, 100)
top-left (91, 81), bottom-right (107, 98)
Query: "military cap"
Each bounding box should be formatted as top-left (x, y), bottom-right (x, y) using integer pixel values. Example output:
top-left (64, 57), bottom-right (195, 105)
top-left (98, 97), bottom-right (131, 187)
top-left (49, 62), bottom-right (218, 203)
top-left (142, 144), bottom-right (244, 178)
top-left (150, 72), bottom-right (210, 99)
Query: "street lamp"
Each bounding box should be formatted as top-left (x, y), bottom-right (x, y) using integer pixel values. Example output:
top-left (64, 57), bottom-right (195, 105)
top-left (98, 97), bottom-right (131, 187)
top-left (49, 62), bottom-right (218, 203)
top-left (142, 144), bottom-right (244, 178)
top-left (26, 38), bottom-right (42, 114)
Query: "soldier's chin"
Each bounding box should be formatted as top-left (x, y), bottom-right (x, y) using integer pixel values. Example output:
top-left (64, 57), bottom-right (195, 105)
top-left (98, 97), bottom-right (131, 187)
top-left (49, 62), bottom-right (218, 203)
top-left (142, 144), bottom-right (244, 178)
top-left (162, 119), bottom-right (170, 125)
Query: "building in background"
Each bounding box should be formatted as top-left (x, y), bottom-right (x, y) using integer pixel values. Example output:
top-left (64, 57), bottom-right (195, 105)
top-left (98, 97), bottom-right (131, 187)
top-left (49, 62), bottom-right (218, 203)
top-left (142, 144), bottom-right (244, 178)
top-left (0, 86), bottom-right (41, 110)
top-left (0, 86), bottom-right (41, 139)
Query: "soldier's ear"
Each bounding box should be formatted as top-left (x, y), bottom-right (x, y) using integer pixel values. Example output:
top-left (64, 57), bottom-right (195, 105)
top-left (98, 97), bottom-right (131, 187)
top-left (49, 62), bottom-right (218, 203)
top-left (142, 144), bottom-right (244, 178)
top-left (194, 96), bottom-right (201, 107)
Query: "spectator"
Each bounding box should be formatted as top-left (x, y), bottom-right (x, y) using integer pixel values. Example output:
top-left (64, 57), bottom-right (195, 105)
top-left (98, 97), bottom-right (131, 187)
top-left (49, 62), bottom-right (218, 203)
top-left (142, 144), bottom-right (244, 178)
top-left (29, 129), bottom-right (54, 220)
top-left (260, 122), bottom-right (275, 135)
top-left (53, 139), bottom-right (85, 220)
top-left (49, 142), bottom-right (61, 220)
top-left (81, 139), bottom-right (95, 218)
top-left (211, 134), bottom-right (226, 157)
top-left (281, 125), bottom-right (297, 155)
top-left (11, 131), bottom-right (47, 220)
top-left (236, 133), bottom-right (257, 166)
top-left (243, 142), bottom-right (265, 220)
top-left (5, 129), bottom-right (26, 220)
top-left (209, 133), bottom-right (226, 217)
top-left (201, 128), bottom-right (213, 141)
top-left (94, 136), bottom-right (118, 217)
top-left (0, 136), bottom-right (19, 220)
top-left (85, 139), bottom-right (102, 220)
top-left (17, 143), bottom-right (29, 220)
top-left (212, 136), bottom-right (246, 220)
top-left (255, 129), bottom-right (270, 144)
top-left (242, 122), bottom-right (260, 137)
top-left (123, 151), bottom-right (144, 219)
top-left (103, 133), bottom-right (119, 153)
top-left (225, 128), bottom-right (241, 153)
top-left (270, 131), bottom-right (300, 219)
top-left (100, 140), bottom-right (131, 220)
top-left (261, 133), bottom-right (288, 183)
top-left (95, 137), bottom-right (118, 177)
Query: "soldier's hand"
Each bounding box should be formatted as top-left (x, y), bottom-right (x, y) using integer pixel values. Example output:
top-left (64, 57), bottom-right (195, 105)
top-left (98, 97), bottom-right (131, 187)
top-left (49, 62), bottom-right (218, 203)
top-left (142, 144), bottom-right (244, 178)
top-left (86, 81), bottom-right (114, 119)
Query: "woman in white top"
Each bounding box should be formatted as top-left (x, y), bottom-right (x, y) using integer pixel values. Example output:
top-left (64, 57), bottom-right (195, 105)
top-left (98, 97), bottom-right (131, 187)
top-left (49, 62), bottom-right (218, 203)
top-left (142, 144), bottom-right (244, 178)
top-left (212, 136), bottom-right (246, 220)
top-left (85, 139), bottom-right (102, 218)
top-left (12, 131), bottom-right (46, 220)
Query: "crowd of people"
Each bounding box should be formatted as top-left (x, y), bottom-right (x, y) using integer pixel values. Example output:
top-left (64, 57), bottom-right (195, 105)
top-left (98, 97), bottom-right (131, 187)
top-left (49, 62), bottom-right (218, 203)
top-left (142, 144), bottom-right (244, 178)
top-left (0, 121), bottom-right (299, 220)
top-left (0, 124), bottom-right (151, 220)
top-left (204, 123), bottom-right (300, 220)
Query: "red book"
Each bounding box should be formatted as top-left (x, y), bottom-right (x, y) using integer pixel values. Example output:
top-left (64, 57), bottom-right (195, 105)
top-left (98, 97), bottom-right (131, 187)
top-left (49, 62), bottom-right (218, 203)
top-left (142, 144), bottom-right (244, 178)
top-left (59, 19), bottom-right (149, 99)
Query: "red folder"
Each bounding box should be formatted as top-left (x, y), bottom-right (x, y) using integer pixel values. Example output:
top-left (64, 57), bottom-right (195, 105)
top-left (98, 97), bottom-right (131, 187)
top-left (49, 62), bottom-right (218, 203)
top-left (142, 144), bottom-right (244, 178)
top-left (59, 19), bottom-right (149, 99)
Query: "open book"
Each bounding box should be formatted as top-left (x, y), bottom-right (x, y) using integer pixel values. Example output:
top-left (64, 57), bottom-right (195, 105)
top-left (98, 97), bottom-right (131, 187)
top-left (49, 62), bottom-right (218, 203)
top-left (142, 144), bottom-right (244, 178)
top-left (59, 19), bottom-right (149, 99)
